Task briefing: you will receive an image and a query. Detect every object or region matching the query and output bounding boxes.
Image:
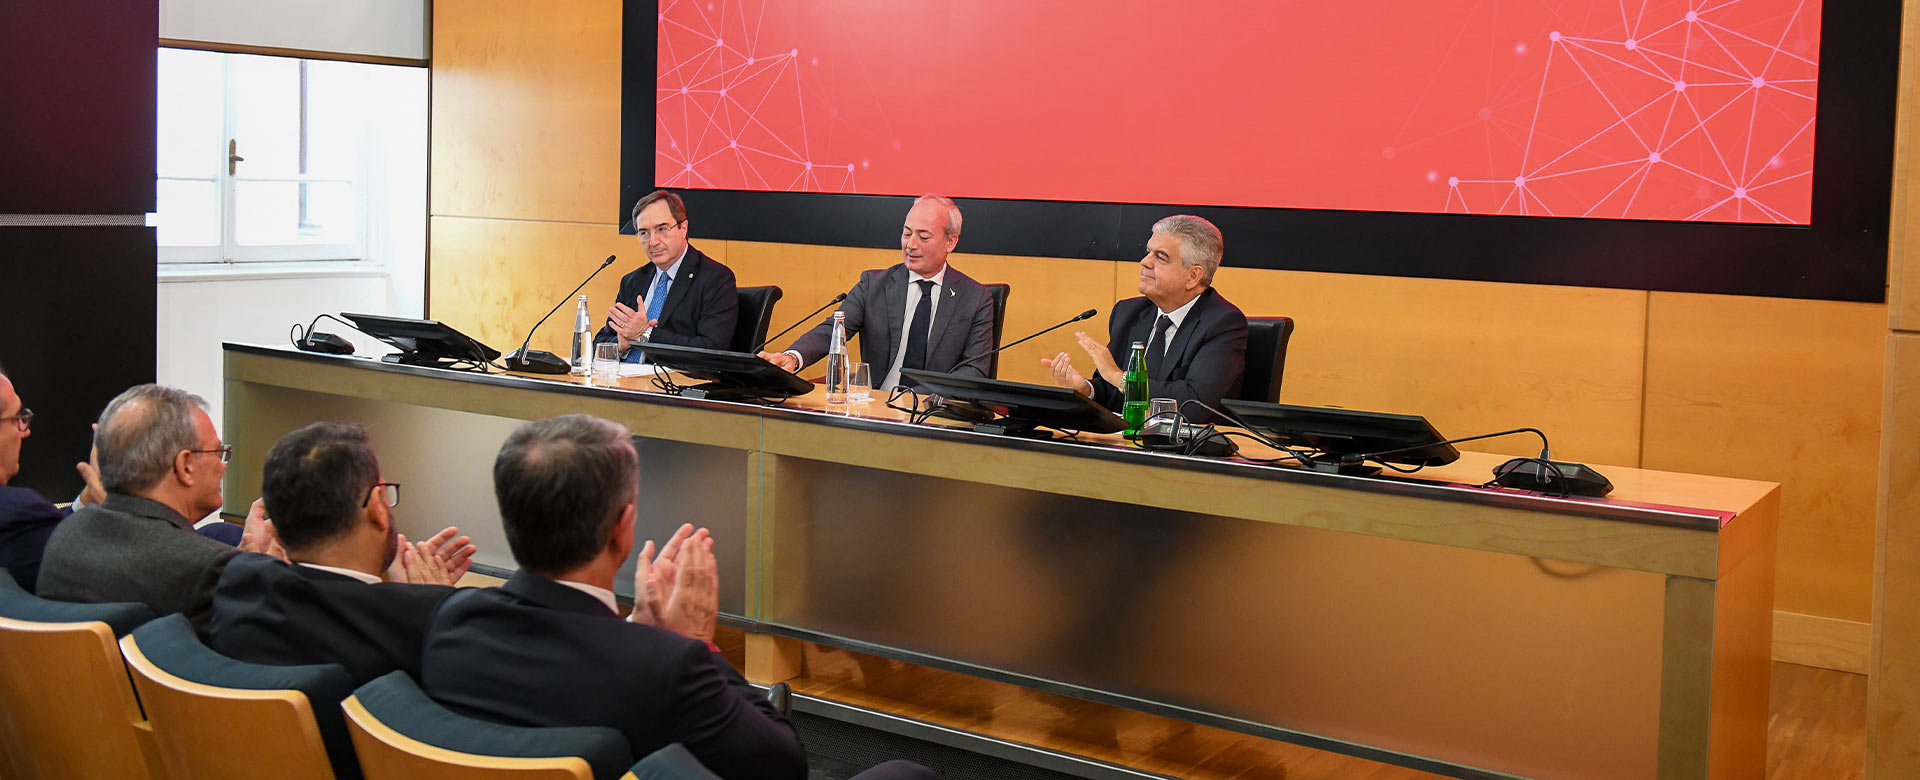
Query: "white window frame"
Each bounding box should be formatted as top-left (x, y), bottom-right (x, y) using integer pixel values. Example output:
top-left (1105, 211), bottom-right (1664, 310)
top-left (158, 51), bottom-right (370, 266)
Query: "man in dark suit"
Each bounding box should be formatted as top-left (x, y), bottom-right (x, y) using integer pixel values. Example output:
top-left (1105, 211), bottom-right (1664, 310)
top-left (0, 368), bottom-right (106, 593)
top-left (759, 195), bottom-right (998, 389)
top-left (596, 189), bottom-right (739, 362)
top-left (1045, 215), bottom-right (1248, 422)
top-left (37, 385), bottom-right (278, 637)
top-left (420, 414), bottom-right (801, 778)
top-left (421, 415), bottom-right (929, 780)
top-left (211, 422), bottom-right (476, 685)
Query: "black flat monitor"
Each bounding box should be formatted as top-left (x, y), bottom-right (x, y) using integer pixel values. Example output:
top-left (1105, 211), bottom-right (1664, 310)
top-left (635, 342), bottom-right (813, 401)
top-left (341, 313), bottom-right (499, 368)
top-left (1219, 399), bottom-right (1459, 474)
top-left (899, 369), bottom-right (1127, 437)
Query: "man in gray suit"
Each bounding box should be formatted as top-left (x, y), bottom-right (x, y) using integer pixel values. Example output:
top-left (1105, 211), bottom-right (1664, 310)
top-left (38, 384), bottom-right (276, 637)
top-left (758, 195), bottom-right (998, 390)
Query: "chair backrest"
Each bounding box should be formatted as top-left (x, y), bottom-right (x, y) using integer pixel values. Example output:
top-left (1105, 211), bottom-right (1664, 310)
top-left (344, 671), bottom-right (633, 780)
top-left (983, 283), bottom-right (1011, 378)
top-left (0, 574), bottom-right (159, 780)
top-left (730, 285), bottom-right (784, 353)
top-left (1240, 316), bottom-right (1295, 404)
top-left (620, 743), bottom-right (723, 780)
top-left (121, 613), bottom-right (356, 780)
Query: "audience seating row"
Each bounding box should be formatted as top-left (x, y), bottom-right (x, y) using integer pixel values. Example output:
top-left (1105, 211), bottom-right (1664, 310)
top-left (0, 573), bottom-right (723, 780)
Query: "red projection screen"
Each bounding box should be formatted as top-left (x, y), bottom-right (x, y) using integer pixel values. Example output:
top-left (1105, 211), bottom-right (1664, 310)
top-left (621, 1), bottom-right (1896, 301)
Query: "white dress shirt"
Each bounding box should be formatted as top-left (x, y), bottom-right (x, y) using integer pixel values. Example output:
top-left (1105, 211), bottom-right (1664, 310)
top-left (1150, 291), bottom-right (1205, 356)
top-left (557, 579), bottom-right (621, 616)
top-left (295, 561), bottom-right (383, 584)
top-left (881, 265), bottom-right (948, 392)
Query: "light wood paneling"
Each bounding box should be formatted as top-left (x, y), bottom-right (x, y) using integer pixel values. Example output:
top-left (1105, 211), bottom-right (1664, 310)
top-left (428, 216), bottom-right (709, 357)
top-left (1870, 333), bottom-right (1920, 776)
top-left (430, 0), bottom-right (621, 223)
top-left (723, 241), bottom-right (895, 367)
top-left (936, 252), bottom-right (1118, 385)
top-left (1776, 611), bottom-right (1872, 674)
top-left (1209, 267), bottom-right (1650, 466)
top-left (1645, 293), bottom-right (1886, 623)
top-left (1889, 0), bottom-right (1920, 334)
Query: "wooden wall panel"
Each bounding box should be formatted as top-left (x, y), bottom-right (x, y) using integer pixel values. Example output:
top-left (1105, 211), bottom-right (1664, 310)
top-left (430, 0), bottom-right (621, 223)
top-left (723, 241), bottom-right (894, 368)
top-left (429, 216), bottom-right (678, 356)
top-left (941, 253), bottom-right (1118, 385)
top-left (1872, 333), bottom-right (1920, 777)
top-left (1645, 293), bottom-right (1886, 623)
top-left (1211, 268), bottom-right (1650, 466)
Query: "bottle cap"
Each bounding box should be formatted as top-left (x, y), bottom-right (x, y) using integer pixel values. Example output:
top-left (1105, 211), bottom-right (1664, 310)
top-left (1130, 341), bottom-right (1144, 349)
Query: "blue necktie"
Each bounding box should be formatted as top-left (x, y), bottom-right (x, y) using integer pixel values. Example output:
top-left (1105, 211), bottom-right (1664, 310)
top-left (646, 270), bottom-right (672, 323)
top-left (630, 270), bottom-right (672, 363)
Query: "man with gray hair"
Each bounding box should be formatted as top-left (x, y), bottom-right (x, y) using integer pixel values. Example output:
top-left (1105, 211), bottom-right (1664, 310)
top-left (759, 194), bottom-right (999, 391)
top-left (1044, 215), bottom-right (1248, 421)
top-left (38, 384), bottom-right (276, 636)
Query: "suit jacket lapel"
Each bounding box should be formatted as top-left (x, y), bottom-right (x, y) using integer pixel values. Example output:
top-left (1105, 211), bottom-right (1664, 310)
top-left (926, 269), bottom-right (966, 362)
top-left (657, 247), bottom-right (701, 322)
top-left (878, 267), bottom-right (908, 363)
top-left (1155, 289), bottom-right (1213, 381)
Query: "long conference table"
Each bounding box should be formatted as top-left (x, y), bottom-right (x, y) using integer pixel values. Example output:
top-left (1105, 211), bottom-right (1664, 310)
top-left (221, 342), bottom-right (1775, 780)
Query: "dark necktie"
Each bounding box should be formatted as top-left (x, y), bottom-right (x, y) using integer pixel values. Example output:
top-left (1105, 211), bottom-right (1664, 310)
top-left (902, 279), bottom-right (936, 374)
top-left (1145, 314), bottom-right (1172, 374)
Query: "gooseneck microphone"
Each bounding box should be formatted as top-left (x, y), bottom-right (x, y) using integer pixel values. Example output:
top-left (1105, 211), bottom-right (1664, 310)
top-left (947, 308), bottom-right (1098, 373)
top-left (505, 254), bottom-right (617, 374)
top-left (750, 293), bottom-right (848, 354)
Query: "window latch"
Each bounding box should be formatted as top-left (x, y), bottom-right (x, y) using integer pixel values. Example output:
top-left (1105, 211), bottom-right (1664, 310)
top-left (228, 139), bottom-right (245, 175)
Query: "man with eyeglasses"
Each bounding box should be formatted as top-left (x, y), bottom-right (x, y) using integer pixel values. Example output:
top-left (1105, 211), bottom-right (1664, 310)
top-left (594, 189), bottom-right (739, 364)
top-left (0, 367), bottom-right (107, 593)
top-left (37, 384), bottom-right (279, 637)
top-left (210, 422), bottom-right (476, 686)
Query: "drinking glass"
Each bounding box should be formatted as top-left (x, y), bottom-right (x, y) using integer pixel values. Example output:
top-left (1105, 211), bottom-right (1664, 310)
top-left (848, 362), bottom-right (873, 402)
top-left (592, 342), bottom-right (620, 380)
top-left (1149, 397), bottom-right (1178, 427)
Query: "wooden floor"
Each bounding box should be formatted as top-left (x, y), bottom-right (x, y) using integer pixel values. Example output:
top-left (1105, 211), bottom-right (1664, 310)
top-left (717, 628), bottom-right (1867, 779)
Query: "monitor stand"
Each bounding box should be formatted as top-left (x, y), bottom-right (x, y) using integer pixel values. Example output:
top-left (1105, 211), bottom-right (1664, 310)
top-left (381, 352), bottom-right (481, 371)
top-left (971, 418), bottom-right (1055, 439)
top-left (1297, 456), bottom-right (1380, 476)
top-left (679, 383), bottom-right (789, 404)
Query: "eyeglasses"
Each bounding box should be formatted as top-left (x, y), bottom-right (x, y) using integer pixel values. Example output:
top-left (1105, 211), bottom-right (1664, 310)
top-left (634, 220), bottom-right (684, 241)
top-left (188, 445), bottom-right (232, 464)
top-left (0, 408), bottom-right (30, 432)
top-left (362, 481), bottom-right (401, 509)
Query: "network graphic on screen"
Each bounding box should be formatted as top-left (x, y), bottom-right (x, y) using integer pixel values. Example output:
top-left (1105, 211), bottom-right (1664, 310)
top-left (654, 0), bottom-right (1819, 225)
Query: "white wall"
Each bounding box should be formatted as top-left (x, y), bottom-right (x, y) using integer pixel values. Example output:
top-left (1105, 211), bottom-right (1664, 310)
top-left (161, 0), bottom-right (427, 61)
top-left (157, 271), bottom-right (420, 428)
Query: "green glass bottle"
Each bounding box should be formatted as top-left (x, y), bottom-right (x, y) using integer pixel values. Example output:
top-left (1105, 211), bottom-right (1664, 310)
top-left (1122, 341), bottom-right (1149, 436)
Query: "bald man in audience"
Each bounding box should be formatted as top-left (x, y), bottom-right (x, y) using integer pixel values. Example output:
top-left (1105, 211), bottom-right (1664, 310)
top-left (211, 422), bottom-right (475, 685)
top-left (37, 384), bottom-right (277, 636)
top-left (0, 366), bottom-right (107, 593)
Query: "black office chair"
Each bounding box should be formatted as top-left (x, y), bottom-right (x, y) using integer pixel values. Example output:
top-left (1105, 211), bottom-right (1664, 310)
top-left (1239, 316), bottom-right (1294, 403)
top-left (983, 283), bottom-right (1011, 378)
top-left (730, 286), bottom-right (783, 353)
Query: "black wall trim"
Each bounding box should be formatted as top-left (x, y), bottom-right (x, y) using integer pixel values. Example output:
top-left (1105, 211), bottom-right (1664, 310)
top-left (623, 2), bottom-right (1899, 303)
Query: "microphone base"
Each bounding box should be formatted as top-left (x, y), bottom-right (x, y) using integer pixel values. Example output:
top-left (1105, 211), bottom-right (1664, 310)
top-left (503, 348), bottom-right (572, 375)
